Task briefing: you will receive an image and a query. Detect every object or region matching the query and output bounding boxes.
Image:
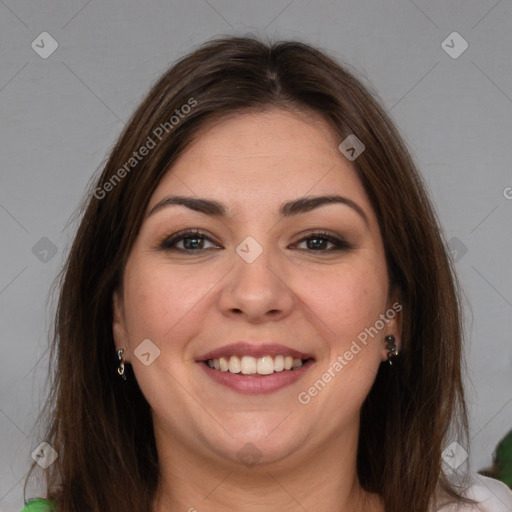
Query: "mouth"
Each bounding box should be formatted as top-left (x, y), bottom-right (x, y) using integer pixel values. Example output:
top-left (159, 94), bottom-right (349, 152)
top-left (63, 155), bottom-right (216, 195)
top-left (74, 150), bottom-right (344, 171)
top-left (196, 342), bottom-right (316, 394)
top-left (204, 354), bottom-right (314, 375)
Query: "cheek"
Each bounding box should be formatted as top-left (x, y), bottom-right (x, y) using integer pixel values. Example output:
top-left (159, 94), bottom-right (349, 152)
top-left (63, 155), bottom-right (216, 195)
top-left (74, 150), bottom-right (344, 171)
top-left (122, 258), bottom-right (216, 348)
top-left (297, 258), bottom-right (388, 341)
top-left (296, 261), bottom-right (388, 422)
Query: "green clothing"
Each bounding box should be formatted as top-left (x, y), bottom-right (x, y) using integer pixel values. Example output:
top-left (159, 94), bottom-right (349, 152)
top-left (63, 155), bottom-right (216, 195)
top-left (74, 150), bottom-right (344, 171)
top-left (494, 429), bottom-right (512, 488)
top-left (19, 498), bottom-right (55, 511)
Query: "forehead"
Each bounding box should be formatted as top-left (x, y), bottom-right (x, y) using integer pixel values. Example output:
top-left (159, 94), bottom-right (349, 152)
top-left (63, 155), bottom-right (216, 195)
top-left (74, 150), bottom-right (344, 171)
top-left (186, 108), bottom-right (341, 158)
top-left (147, 109), bottom-right (372, 218)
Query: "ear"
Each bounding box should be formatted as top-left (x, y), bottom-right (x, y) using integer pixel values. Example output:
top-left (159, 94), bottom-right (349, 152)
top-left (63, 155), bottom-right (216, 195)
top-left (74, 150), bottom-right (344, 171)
top-left (112, 288), bottom-right (128, 359)
top-left (380, 291), bottom-right (403, 362)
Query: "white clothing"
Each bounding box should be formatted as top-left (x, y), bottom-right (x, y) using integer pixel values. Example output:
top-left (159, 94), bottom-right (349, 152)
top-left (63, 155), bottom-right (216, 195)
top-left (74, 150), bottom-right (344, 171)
top-left (437, 473), bottom-right (512, 511)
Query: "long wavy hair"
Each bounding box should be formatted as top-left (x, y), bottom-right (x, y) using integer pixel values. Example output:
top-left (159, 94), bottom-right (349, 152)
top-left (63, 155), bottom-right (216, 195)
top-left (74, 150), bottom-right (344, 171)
top-left (23, 36), bottom-right (476, 512)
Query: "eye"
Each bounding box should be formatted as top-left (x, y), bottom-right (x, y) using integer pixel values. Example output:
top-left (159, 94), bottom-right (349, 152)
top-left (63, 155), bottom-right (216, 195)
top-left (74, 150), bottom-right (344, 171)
top-left (292, 231), bottom-right (352, 252)
top-left (158, 229), bottom-right (220, 252)
top-left (157, 229), bottom-right (352, 253)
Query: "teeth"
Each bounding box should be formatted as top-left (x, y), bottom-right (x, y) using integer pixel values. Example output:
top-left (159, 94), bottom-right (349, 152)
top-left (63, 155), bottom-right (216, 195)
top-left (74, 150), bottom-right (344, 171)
top-left (241, 355), bottom-right (256, 374)
top-left (274, 355), bottom-right (284, 372)
top-left (206, 355), bottom-right (307, 375)
top-left (257, 356), bottom-right (274, 375)
top-left (292, 358), bottom-right (302, 369)
top-left (228, 355), bottom-right (241, 373)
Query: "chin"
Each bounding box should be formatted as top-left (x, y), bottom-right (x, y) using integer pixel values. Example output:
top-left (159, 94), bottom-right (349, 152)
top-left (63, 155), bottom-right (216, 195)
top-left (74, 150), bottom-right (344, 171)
top-left (204, 417), bottom-right (309, 468)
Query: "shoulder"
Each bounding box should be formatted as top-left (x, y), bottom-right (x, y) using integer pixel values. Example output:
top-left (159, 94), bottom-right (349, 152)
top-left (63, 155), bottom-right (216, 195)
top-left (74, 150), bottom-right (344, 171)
top-left (437, 473), bottom-right (512, 511)
top-left (19, 498), bottom-right (56, 511)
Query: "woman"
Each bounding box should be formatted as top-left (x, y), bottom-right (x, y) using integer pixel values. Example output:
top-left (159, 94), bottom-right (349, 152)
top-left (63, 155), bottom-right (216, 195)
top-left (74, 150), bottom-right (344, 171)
top-left (20, 36), bottom-right (512, 512)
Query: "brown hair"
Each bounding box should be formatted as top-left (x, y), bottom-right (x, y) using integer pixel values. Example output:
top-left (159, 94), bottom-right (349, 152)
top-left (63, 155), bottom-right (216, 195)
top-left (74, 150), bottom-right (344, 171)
top-left (23, 36), bottom-right (477, 512)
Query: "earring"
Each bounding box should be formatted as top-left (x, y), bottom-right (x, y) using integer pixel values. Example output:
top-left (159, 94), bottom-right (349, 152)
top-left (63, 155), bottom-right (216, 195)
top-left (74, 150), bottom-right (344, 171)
top-left (117, 348), bottom-right (127, 380)
top-left (385, 335), bottom-right (399, 366)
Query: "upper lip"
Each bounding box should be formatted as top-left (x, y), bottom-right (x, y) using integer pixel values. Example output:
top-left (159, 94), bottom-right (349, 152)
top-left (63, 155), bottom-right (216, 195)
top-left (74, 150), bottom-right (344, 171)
top-left (196, 342), bottom-right (315, 362)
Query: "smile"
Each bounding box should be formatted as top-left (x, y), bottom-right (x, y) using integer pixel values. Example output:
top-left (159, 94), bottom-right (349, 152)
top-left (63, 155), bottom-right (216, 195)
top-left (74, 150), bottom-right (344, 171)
top-left (196, 341), bottom-right (316, 394)
top-left (199, 357), bottom-right (315, 394)
top-left (206, 355), bottom-right (308, 375)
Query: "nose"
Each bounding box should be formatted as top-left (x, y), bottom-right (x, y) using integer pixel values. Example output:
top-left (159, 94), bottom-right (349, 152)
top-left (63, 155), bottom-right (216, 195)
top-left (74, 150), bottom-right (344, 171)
top-left (217, 243), bottom-right (295, 323)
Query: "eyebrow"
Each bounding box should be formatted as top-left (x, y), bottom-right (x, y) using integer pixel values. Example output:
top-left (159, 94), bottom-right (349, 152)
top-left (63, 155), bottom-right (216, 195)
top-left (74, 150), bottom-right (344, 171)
top-left (146, 194), bottom-right (369, 227)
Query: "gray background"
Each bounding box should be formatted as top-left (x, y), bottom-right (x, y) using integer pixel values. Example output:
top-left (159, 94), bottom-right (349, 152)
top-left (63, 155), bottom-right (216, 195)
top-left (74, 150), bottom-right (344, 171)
top-left (1, 1), bottom-right (511, 510)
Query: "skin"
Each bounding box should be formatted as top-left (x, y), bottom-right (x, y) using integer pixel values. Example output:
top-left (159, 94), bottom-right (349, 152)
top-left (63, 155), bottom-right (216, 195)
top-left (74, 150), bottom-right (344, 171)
top-left (112, 108), bottom-right (402, 512)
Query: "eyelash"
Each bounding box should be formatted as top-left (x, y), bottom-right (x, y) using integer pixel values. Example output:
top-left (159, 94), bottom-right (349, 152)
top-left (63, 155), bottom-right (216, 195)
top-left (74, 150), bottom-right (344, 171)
top-left (157, 229), bottom-right (353, 253)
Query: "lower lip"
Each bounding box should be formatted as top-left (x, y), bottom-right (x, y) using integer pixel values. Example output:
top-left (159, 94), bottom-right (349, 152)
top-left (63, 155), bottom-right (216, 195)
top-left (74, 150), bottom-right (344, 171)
top-left (198, 359), bottom-right (315, 395)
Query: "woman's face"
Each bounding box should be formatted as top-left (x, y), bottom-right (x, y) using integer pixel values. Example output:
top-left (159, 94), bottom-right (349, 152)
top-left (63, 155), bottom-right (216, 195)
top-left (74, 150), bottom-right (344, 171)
top-left (113, 108), bottom-right (401, 468)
